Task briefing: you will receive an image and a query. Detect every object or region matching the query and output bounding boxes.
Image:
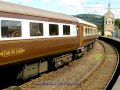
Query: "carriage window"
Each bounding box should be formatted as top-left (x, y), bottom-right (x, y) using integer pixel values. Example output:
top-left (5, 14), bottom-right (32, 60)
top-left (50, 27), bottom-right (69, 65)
top-left (63, 25), bottom-right (70, 35)
top-left (90, 28), bottom-right (92, 34)
top-left (88, 28), bottom-right (91, 34)
top-left (1, 20), bottom-right (21, 38)
top-left (30, 22), bottom-right (43, 36)
top-left (85, 28), bottom-right (87, 34)
top-left (49, 24), bottom-right (59, 36)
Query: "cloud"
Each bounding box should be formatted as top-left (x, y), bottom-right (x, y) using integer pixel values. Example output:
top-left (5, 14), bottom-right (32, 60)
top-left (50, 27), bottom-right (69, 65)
top-left (84, 3), bottom-right (106, 14)
top-left (58, 0), bottom-right (86, 14)
top-left (41, 0), bottom-right (50, 3)
top-left (111, 0), bottom-right (119, 2)
top-left (83, 3), bottom-right (120, 18)
top-left (21, 0), bottom-right (32, 2)
top-left (59, 0), bottom-right (86, 7)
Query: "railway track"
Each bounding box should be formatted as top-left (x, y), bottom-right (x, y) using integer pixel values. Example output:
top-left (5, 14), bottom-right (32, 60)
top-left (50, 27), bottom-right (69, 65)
top-left (74, 40), bottom-right (118, 90)
top-left (98, 36), bottom-right (120, 90)
top-left (15, 39), bottom-right (117, 90)
top-left (4, 37), bottom-right (119, 90)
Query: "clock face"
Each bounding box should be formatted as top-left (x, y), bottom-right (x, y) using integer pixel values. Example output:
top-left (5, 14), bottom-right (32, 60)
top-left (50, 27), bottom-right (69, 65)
top-left (106, 18), bottom-right (113, 25)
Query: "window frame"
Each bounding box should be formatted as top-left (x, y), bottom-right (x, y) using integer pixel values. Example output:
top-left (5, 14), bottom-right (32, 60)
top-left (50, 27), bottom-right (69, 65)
top-left (49, 24), bottom-right (59, 36)
top-left (30, 22), bottom-right (43, 37)
top-left (63, 25), bottom-right (70, 36)
top-left (1, 19), bottom-right (22, 38)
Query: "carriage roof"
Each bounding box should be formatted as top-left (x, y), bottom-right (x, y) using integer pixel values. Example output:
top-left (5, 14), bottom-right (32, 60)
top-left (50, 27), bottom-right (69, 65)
top-left (77, 18), bottom-right (97, 27)
top-left (0, 1), bottom-right (78, 23)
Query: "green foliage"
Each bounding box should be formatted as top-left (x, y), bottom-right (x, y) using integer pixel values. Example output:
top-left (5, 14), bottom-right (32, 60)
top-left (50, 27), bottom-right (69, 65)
top-left (74, 14), bottom-right (120, 31)
top-left (74, 14), bottom-right (103, 30)
top-left (115, 19), bottom-right (120, 30)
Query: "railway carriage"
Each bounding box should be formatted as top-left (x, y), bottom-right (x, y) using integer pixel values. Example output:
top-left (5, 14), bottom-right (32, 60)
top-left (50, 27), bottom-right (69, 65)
top-left (0, 1), bottom-right (98, 89)
top-left (77, 19), bottom-right (98, 51)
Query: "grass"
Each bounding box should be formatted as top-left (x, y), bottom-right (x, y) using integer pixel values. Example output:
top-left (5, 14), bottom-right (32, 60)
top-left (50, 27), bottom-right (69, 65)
top-left (93, 53), bottom-right (103, 61)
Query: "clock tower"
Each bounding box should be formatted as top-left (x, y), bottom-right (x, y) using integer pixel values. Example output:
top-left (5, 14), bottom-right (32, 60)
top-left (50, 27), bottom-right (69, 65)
top-left (104, 2), bottom-right (114, 36)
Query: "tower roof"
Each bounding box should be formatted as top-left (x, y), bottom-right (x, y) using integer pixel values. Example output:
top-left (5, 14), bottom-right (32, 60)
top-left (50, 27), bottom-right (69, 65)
top-left (108, 2), bottom-right (111, 11)
top-left (104, 11), bottom-right (114, 18)
top-left (104, 2), bottom-right (114, 18)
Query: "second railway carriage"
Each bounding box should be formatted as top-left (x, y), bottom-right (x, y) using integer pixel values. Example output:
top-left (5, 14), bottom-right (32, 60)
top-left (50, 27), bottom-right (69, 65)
top-left (0, 1), bottom-right (98, 89)
top-left (75, 18), bottom-right (98, 57)
top-left (77, 19), bottom-right (98, 51)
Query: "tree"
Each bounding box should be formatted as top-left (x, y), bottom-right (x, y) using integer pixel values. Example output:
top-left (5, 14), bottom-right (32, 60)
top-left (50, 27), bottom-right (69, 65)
top-left (115, 19), bottom-right (120, 30)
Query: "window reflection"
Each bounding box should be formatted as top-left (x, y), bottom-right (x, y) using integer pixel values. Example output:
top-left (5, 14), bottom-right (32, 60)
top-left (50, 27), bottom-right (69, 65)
top-left (1, 20), bottom-right (21, 38)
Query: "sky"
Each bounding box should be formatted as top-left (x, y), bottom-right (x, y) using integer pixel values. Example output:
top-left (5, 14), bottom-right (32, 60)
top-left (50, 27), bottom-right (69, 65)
top-left (1, 0), bottom-right (120, 18)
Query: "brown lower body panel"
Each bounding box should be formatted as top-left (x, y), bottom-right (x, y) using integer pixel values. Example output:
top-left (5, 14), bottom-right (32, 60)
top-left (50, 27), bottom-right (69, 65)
top-left (0, 37), bottom-right (79, 65)
top-left (82, 35), bottom-right (98, 46)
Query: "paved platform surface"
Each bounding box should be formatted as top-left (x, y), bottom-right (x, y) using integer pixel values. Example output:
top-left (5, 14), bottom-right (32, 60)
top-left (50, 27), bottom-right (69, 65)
top-left (113, 37), bottom-right (120, 42)
top-left (108, 37), bottom-right (120, 42)
top-left (112, 75), bottom-right (120, 90)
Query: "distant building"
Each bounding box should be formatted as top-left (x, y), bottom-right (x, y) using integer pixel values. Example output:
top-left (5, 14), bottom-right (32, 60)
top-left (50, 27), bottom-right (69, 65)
top-left (104, 3), bottom-right (115, 36)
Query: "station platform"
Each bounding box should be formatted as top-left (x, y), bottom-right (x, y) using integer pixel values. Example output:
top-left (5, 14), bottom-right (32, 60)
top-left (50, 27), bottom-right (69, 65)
top-left (112, 75), bottom-right (120, 90)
